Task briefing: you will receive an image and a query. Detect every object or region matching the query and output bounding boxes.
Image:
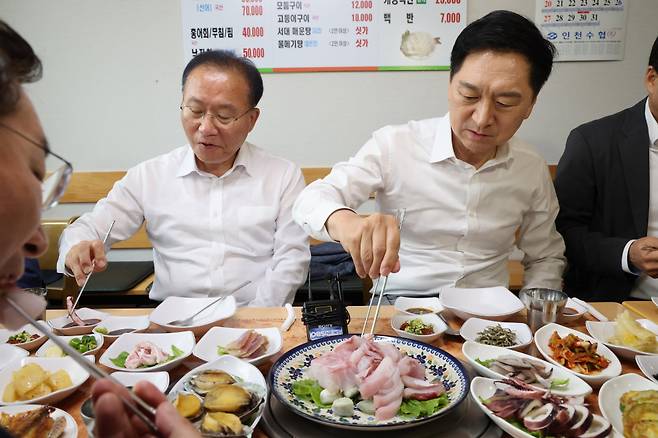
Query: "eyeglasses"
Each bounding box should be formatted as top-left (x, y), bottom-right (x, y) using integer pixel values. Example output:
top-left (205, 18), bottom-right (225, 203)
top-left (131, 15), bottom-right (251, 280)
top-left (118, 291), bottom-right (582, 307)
top-left (0, 121), bottom-right (73, 211)
top-left (180, 105), bottom-right (254, 127)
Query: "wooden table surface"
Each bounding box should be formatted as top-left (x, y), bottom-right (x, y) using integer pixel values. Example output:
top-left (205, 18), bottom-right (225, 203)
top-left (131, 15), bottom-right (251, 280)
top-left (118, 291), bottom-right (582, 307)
top-left (623, 300), bottom-right (658, 324)
top-left (36, 303), bottom-right (648, 437)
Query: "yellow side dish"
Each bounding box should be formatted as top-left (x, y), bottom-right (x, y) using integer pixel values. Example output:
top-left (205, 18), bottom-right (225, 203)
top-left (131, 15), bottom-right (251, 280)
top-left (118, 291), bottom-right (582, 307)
top-left (2, 363), bottom-right (73, 402)
top-left (609, 311), bottom-right (658, 353)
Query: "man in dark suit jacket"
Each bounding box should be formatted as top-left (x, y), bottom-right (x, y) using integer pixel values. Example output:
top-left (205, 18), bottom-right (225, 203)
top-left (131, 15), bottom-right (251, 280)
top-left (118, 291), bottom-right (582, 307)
top-left (555, 36), bottom-right (658, 301)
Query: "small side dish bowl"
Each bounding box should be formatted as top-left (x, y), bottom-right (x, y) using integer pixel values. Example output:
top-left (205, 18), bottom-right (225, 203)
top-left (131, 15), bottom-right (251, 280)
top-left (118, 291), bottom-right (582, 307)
top-left (47, 308), bottom-right (109, 335)
top-left (0, 356), bottom-right (90, 406)
top-left (534, 323), bottom-right (621, 386)
top-left (149, 296), bottom-right (236, 335)
top-left (460, 318), bottom-right (533, 351)
top-left (390, 312), bottom-right (446, 342)
top-left (193, 326), bottom-right (282, 365)
top-left (36, 333), bottom-right (103, 357)
top-left (0, 404), bottom-right (78, 437)
top-left (439, 287), bottom-right (524, 321)
top-left (598, 373), bottom-right (658, 437)
top-left (111, 371), bottom-right (170, 393)
top-left (635, 355), bottom-right (658, 384)
top-left (393, 296), bottom-right (444, 315)
top-left (558, 298), bottom-right (587, 323)
top-left (0, 323), bottom-right (49, 352)
top-left (94, 315), bottom-right (150, 345)
top-left (99, 331), bottom-right (195, 372)
top-left (586, 319), bottom-right (658, 360)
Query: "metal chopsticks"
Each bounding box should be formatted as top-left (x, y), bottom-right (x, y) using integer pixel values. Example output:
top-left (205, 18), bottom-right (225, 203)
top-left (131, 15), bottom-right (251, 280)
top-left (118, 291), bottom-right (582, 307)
top-left (361, 208), bottom-right (406, 336)
top-left (68, 220), bottom-right (115, 317)
top-left (5, 296), bottom-right (160, 434)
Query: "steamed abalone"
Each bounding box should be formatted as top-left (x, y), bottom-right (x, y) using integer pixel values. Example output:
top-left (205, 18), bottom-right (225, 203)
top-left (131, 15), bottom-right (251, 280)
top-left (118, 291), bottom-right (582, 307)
top-left (203, 384), bottom-right (251, 413)
top-left (189, 370), bottom-right (236, 395)
top-left (200, 412), bottom-right (243, 435)
top-left (173, 392), bottom-right (202, 420)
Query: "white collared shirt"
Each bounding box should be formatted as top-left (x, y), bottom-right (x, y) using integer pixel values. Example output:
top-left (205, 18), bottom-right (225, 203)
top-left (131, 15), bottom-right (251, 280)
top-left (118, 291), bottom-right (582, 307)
top-left (293, 114), bottom-right (566, 295)
top-left (628, 99), bottom-right (658, 298)
top-left (58, 143), bottom-right (310, 306)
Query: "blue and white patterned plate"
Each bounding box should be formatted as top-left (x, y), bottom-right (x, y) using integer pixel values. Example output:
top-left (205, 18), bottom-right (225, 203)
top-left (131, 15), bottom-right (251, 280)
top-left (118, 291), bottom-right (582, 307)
top-left (268, 334), bottom-right (469, 430)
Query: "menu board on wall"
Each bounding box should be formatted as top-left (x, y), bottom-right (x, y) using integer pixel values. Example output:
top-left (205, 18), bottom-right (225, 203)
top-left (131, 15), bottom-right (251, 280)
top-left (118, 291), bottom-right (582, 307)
top-left (181, 0), bottom-right (467, 72)
top-left (535, 0), bottom-right (627, 61)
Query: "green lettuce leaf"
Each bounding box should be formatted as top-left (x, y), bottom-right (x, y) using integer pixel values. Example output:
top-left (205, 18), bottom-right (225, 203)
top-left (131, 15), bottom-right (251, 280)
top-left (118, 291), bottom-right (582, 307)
top-left (399, 393), bottom-right (449, 418)
top-left (291, 379), bottom-right (331, 407)
top-left (110, 351), bottom-right (129, 368)
top-left (549, 378), bottom-right (569, 390)
top-left (475, 358), bottom-right (495, 368)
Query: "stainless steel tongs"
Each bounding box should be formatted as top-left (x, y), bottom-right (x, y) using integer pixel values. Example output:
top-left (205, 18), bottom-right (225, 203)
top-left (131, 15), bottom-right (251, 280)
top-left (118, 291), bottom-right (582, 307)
top-left (361, 208), bottom-right (406, 336)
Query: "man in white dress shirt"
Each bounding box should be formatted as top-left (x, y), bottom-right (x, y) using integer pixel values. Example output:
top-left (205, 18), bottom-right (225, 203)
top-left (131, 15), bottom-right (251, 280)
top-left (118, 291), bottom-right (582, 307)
top-left (555, 36), bottom-right (658, 302)
top-left (59, 50), bottom-right (310, 306)
top-left (293, 11), bottom-right (566, 299)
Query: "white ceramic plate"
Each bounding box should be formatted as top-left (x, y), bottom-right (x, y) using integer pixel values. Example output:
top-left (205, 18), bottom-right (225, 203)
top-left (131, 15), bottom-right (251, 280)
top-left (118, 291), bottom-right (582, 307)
top-left (652, 297), bottom-right (658, 307)
top-left (559, 298), bottom-right (588, 323)
top-left (586, 319), bottom-right (658, 360)
top-left (390, 312), bottom-right (446, 342)
top-left (99, 331), bottom-right (195, 372)
top-left (439, 287), bottom-right (524, 321)
top-left (0, 322), bottom-right (50, 351)
top-left (636, 355), bottom-right (658, 384)
top-left (168, 355), bottom-right (267, 435)
top-left (460, 317), bottom-right (533, 350)
top-left (35, 333), bottom-right (103, 357)
top-left (0, 344), bottom-right (28, 371)
top-left (598, 373), bottom-right (658, 437)
top-left (149, 296), bottom-right (236, 334)
top-left (461, 341), bottom-right (592, 397)
top-left (111, 371), bottom-right (170, 393)
top-left (93, 315), bottom-right (150, 344)
top-left (393, 296), bottom-right (444, 315)
top-left (0, 404), bottom-right (77, 437)
top-left (534, 323), bottom-right (622, 386)
top-left (194, 326), bottom-right (282, 365)
top-left (0, 356), bottom-right (90, 406)
top-left (48, 308), bottom-right (109, 335)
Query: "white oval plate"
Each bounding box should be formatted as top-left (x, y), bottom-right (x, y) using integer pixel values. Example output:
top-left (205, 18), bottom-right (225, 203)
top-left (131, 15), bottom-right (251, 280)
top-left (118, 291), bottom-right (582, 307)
top-left (393, 296), bottom-right (444, 315)
top-left (0, 404), bottom-right (77, 437)
top-left (111, 371), bottom-right (170, 393)
top-left (36, 333), bottom-right (103, 357)
top-left (636, 355), bottom-right (658, 384)
top-left (586, 319), bottom-right (658, 360)
top-left (598, 373), bottom-right (658, 437)
top-left (0, 322), bottom-right (50, 351)
top-left (94, 315), bottom-right (151, 344)
top-left (461, 341), bottom-right (592, 397)
top-left (48, 308), bottom-right (109, 335)
top-left (0, 356), bottom-right (90, 406)
top-left (0, 344), bottom-right (29, 370)
top-left (390, 312), bottom-right (446, 342)
top-left (194, 326), bottom-right (282, 365)
top-left (460, 318), bottom-right (533, 350)
top-left (99, 331), bottom-right (195, 372)
top-left (439, 287), bottom-right (524, 321)
top-left (149, 296), bottom-right (236, 334)
top-left (534, 323), bottom-right (622, 386)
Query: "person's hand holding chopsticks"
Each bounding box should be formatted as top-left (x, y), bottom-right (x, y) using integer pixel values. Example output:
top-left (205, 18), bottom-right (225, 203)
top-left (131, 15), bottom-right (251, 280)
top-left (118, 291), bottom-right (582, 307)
top-left (93, 379), bottom-right (201, 438)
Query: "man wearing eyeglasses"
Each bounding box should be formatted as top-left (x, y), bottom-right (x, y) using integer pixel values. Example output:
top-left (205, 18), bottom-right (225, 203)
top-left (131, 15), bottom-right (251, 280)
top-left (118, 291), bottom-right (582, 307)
top-left (58, 50), bottom-right (310, 306)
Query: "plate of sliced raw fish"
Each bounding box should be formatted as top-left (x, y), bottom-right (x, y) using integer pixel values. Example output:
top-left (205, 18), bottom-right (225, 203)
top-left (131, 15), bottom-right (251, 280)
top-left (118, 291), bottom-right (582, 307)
top-left (269, 334), bottom-right (469, 430)
top-left (194, 327), bottom-right (282, 365)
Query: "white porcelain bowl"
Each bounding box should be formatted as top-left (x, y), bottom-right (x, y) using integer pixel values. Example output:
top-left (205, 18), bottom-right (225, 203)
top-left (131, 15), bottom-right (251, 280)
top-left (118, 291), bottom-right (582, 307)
top-left (534, 323), bottom-right (622, 386)
top-left (598, 373), bottom-right (658, 437)
top-left (0, 404), bottom-right (78, 437)
top-left (439, 286), bottom-right (524, 321)
top-left (36, 333), bottom-right (103, 357)
top-left (636, 355), bottom-right (658, 384)
top-left (0, 344), bottom-right (28, 371)
top-left (94, 315), bottom-right (150, 345)
top-left (149, 296), bottom-right (236, 334)
top-left (0, 323), bottom-right (49, 352)
top-left (393, 296), bottom-right (444, 315)
top-left (48, 308), bottom-right (109, 335)
top-left (559, 298), bottom-right (588, 323)
top-left (460, 318), bottom-right (533, 350)
top-left (461, 341), bottom-right (592, 397)
top-left (111, 371), bottom-right (170, 393)
top-left (586, 319), bottom-right (658, 360)
top-left (194, 326), bottom-right (282, 365)
top-left (390, 312), bottom-right (446, 342)
top-left (99, 331), bottom-right (195, 372)
top-left (0, 356), bottom-right (90, 406)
